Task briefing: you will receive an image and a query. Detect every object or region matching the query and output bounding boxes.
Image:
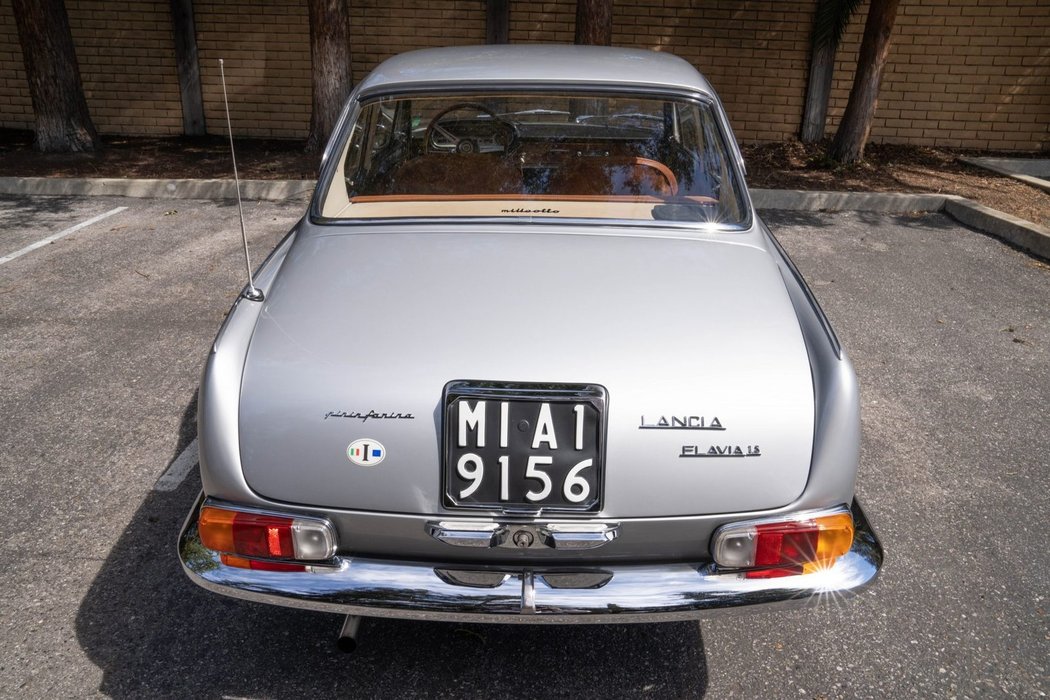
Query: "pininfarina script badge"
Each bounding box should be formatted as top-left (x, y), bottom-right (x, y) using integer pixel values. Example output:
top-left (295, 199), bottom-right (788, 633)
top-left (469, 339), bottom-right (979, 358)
top-left (325, 410), bottom-right (415, 422)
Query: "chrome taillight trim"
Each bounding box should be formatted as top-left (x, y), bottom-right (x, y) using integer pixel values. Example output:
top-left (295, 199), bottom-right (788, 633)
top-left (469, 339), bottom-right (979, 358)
top-left (200, 497), bottom-right (339, 562)
top-left (709, 504), bottom-right (853, 569)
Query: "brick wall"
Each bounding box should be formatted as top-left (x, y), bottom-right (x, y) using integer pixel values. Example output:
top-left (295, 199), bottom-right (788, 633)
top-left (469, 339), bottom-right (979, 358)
top-left (0, 0), bottom-right (1046, 149)
top-left (1, 0), bottom-right (184, 135)
top-left (510, 1), bottom-right (575, 43)
top-left (194, 0), bottom-right (312, 138)
top-left (68, 0), bottom-right (184, 135)
top-left (510, 0), bottom-right (1049, 150)
top-left (620, 0), bottom-right (815, 144)
top-left (828, 0), bottom-right (1050, 151)
top-left (351, 0), bottom-right (485, 82)
top-left (0, 0), bottom-right (33, 129)
top-left (512, 1), bottom-right (816, 144)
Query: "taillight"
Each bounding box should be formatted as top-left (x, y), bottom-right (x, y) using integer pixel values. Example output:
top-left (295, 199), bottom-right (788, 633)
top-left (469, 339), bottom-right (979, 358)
top-left (199, 505), bottom-right (337, 564)
top-left (711, 509), bottom-right (854, 579)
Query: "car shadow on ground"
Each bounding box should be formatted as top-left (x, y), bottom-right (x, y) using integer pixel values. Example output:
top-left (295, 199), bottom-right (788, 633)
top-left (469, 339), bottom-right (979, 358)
top-left (74, 402), bottom-right (709, 698)
top-left (760, 208), bottom-right (960, 232)
top-left (759, 208), bottom-right (838, 229)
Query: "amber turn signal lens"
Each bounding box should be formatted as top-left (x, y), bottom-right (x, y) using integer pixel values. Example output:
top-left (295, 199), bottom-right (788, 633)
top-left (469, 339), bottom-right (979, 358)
top-left (802, 512), bottom-right (854, 574)
top-left (198, 506), bottom-right (237, 555)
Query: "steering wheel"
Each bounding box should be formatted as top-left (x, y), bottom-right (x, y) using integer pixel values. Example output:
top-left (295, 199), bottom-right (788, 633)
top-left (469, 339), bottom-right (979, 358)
top-left (423, 102), bottom-right (519, 155)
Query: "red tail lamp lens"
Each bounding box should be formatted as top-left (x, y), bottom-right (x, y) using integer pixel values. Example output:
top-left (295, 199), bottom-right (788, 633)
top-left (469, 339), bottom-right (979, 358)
top-left (199, 505), bottom-right (336, 563)
top-left (234, 513), bottom-right (295, 558)
top-left (754, 523), bottom-right (819, 567)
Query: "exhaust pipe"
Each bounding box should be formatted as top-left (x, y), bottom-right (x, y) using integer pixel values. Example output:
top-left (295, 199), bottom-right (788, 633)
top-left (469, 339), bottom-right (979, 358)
top-left (337, 614), bottom-right (362, 653)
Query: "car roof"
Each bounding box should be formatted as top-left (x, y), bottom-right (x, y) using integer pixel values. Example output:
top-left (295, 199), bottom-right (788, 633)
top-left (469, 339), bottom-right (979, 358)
top-left (356, 45), bottom-right (714, 96)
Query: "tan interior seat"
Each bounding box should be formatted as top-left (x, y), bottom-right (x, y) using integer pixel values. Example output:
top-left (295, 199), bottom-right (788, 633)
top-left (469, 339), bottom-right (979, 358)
top-left (547, 156), bottom-right (679, 197)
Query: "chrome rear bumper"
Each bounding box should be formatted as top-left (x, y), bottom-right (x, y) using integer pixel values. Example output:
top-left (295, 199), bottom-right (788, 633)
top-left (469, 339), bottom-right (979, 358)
top-left (178, 496), bottom-right (882, 624)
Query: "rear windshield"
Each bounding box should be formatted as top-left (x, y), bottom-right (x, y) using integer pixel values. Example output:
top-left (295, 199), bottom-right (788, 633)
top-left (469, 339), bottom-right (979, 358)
top-left (319, 92), bottom-right (749, 226)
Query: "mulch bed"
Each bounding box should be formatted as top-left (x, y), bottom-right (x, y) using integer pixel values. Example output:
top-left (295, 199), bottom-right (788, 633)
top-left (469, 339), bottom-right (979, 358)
top-left (742, 140), bottom-right (1050, 228)
top-left (0, 129), bottom-right (319, 181)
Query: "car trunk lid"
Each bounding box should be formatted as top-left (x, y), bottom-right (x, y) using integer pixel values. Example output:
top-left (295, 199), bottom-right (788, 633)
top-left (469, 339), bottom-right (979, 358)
top-left (238, 228), bottom-right (813, 518)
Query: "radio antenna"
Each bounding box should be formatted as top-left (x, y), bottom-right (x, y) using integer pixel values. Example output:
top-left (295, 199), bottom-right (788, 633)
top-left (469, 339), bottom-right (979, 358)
top-left (219, 58), bottom-right (263, 302)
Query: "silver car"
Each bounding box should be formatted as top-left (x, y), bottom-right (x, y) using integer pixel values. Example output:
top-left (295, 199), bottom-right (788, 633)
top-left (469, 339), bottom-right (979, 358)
top-left (179, 45), bottom-right (882, 643)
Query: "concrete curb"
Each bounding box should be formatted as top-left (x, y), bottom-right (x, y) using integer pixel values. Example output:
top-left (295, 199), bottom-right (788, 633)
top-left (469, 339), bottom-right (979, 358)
top-left (1, 176), bottom-right (1047, 260)
top-left (942, 198), bottom-right (1050, 260)
top-left (959, 157), bottom-right (1050, 194)
top-left (0, 176), bottom-right (316, 201)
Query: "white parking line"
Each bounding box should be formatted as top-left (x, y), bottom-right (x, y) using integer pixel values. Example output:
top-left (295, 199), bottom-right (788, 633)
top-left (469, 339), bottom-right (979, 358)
top-left (0, 206), bottom-right (127, 265)
top-left (154, 438), bottom-right (199, 492)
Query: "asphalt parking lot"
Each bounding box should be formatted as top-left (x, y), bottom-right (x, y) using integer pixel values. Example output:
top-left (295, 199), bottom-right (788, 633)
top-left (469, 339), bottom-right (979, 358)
top-left (0, 194), bottom-right (1047, 698)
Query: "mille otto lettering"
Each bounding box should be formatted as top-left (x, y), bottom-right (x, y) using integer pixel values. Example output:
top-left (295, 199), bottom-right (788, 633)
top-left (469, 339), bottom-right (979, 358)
top-left (680, 444), bottom-right (761, 458)
top-left (324, 410), bottom-right (415, 422)
top-left (500, 208), bottom-right (561, 214)
top-left (639, 415), bottom-right (724, 430)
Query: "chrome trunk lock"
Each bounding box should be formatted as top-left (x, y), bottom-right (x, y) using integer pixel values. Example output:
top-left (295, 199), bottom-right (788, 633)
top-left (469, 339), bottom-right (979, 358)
top-left (512, 530), bottom-right (535, 548)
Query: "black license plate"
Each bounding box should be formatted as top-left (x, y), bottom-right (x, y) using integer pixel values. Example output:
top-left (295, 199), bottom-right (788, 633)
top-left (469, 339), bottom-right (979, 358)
top-left (443, 382), bottom-right (606, 512)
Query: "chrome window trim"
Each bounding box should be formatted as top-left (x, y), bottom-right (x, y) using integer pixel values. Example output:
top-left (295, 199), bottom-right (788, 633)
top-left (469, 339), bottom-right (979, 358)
top-left (308, 83), bottom-right (754, 233)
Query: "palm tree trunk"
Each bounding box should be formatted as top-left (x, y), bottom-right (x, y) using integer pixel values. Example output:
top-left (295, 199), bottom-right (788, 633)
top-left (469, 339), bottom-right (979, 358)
top-left (169, 0), bottom-right (206, 136)
top-left (575, 0), bottom-right (612, 46)
top-left (800, 0), bottom-right (862, 143)
top-left (12, 0), bottom-right (99, 153)
top-left (829, 0), bottom-right (901, 164)
top-left (486, 0), bottom-right (509, 44)
top-left (800, 40), bottom-right (836, 143)
top-left (306, 0), bottom-right (353, 153)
